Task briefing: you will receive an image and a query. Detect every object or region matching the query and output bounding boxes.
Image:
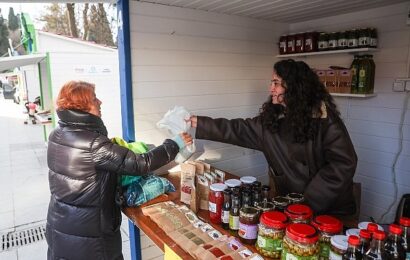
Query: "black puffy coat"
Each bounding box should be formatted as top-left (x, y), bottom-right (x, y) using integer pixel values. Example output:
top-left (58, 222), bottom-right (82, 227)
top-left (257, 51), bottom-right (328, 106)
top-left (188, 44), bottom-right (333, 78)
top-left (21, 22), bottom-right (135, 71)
top-left (196, 106), bottom-right (357, 216)
top-left (46, 109), bottom-right (179, 260)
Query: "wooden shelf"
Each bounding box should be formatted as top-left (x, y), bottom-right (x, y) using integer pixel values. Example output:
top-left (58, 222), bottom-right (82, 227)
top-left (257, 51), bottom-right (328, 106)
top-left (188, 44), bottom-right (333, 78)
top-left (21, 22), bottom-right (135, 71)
top-left (276, 48), bottom-right (378, 58)
top-left (330, 93), bottom-right (377, 98)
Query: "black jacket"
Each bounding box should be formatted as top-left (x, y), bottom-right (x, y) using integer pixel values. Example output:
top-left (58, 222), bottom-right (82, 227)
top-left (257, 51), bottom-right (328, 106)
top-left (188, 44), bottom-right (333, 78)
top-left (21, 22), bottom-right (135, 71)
top-left (196, 107), bottom-right (357, 216)
top-left (46, 109), bottom-right (179, 260)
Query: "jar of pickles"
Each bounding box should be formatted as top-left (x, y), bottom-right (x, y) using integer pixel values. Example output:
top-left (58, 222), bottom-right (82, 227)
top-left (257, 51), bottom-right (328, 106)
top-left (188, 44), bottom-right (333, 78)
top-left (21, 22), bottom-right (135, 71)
top-left (329, 235), bottom-right (348, 260)
top-left (256, 211), bottom-right (288, 259)
top-left (312, 215), bottom-right (342, 260)
top-left (284, 204), bottom-right (313, 224)
top-left (282, 223), bottom-right (320, 259)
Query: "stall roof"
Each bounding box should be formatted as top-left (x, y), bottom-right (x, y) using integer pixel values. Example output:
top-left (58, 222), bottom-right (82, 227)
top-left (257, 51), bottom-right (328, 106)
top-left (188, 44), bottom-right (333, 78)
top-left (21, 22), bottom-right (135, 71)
top-left (0, 54), bottom-right (47, 72)
top-left (137, 0), bottom-right (409, 23)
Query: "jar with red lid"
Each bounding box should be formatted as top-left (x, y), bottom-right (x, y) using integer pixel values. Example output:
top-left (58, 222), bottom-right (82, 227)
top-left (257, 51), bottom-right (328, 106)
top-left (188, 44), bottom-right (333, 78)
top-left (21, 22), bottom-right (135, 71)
top-left (312, 215), bottom-right (342, 259)
top-left (209, 183), bottom-right (227, 224)
top-left (256, 211), bottom-right (288, 259)
top-left (279, 35), bottom-right (287, 54)
top-left (295, 33), bottom-right (304, 53)
top-left (285, 204), bottom-right (313, 224)
top-left (286, 34), bottom-right (296, 54)
top-left (282, 223), bottom-right (320, 258)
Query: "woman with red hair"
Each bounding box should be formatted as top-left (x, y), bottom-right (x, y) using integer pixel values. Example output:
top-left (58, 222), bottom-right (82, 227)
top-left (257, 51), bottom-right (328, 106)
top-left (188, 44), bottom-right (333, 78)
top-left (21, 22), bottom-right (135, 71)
top-left (46, 80), bottom-right (192, 259)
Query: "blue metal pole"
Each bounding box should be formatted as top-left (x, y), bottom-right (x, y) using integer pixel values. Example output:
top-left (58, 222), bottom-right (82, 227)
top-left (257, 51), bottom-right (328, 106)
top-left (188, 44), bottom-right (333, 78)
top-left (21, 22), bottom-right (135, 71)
top-left (117, 0), bottom-right (141, 259)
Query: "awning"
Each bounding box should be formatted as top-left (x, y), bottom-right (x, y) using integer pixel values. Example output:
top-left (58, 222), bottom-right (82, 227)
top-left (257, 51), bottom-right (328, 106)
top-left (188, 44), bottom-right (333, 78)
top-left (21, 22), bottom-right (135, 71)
top-left (0, 54), bottom-right (47, 71)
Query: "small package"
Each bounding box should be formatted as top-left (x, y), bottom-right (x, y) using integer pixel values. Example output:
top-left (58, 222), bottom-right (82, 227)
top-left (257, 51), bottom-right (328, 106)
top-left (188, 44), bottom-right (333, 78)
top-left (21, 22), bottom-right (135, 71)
top-left (180, 162), bottom-right (196, 205)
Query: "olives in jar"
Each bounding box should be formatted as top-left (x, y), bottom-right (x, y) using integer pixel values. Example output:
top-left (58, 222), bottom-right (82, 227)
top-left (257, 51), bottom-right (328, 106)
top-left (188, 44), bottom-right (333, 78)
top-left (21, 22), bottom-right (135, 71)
top-left (284, 204), bottom-right (313, 224)
top-left (282, 223), bottom-right (320, 259)
top-left (312, 215), bottom-right (342, 260)
top-left (256, 211), bottom-right (288, 259)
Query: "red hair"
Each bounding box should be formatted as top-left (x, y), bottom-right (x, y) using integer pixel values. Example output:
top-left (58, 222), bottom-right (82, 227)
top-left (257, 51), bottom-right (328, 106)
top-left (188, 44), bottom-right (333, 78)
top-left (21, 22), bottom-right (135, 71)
top-left (56, 81), bottom-right (95, 112)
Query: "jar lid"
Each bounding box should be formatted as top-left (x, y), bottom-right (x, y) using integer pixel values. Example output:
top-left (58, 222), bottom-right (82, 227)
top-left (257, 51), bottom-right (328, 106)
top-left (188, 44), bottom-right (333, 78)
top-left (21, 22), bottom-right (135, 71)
top-left (273, 196), bottom-right (291, 206)
top-left (366, 223), bottom-right (379, 233)
top-left (224, 179), bottom-right (242, 188)
top-left (358, 221), bottom-right (384, 232)
top-left (400, 217), bottom-right (410, 227)
top-left (285, 204), bottom-right (313, 220)
top-left (210, 183), bottom-right (227, 192)
top-left (345, 228), bottom-right (360, 237)
top-left (359, 229), bottom-right (371, 239)
top-left (286, 193), bottom-right (304, 201)
top-left (330, 235), bottom-right (348, 251)
top-left (240, 206), bottom-right (259, 218)
top-left (260, 211), bottom-right (288, 229)
top-left (312, 215), bottom-right (342, 233)
top-left (240, 176), bottom-right (257, 184)
top-left (389, 224), bottom-right (402, 235)
top-left (347, 235), bottom-right (360, 246)
top-left (286, 223), bottom-right (318, 244)
top-left (373, 230), bottom-right (386, 240)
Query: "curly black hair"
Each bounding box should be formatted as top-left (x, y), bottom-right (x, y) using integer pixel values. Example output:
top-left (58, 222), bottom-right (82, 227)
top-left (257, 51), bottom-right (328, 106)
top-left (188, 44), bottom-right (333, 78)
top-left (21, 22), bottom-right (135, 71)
top-left (259, 59), bottom-right (340, 143)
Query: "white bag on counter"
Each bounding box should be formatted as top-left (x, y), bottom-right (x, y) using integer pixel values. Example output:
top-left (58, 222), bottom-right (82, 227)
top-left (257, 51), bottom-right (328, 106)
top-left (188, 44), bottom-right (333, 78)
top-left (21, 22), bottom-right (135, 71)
top-left (157, 106), bottom-right (195, 163)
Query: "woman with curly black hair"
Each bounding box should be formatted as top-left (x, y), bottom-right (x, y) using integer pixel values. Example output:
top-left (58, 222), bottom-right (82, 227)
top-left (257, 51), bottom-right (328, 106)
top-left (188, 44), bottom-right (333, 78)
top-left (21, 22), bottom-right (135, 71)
top-left (190, 59), bottom-right (358, 220)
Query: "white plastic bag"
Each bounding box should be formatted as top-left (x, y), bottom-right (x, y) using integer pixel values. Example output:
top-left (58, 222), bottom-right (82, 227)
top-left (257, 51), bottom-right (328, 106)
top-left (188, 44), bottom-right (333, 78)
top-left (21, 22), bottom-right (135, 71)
top-left (157, 106), bottom-right (195, 163)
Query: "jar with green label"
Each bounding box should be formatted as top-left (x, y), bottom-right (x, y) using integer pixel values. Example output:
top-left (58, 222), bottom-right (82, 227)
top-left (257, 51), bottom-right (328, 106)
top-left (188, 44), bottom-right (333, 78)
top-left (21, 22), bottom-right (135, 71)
top-left (256, 211), bottom-right (288, 259)
top-left (282, 223), bottom-right (319, 259)
top-left (312, 215), bottom-right (342, 260)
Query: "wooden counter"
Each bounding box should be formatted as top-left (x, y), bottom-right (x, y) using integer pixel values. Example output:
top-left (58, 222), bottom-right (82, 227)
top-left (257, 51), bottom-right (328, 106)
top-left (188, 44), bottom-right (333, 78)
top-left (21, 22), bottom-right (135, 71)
top-left (122, 171), bottom-right (260, 259)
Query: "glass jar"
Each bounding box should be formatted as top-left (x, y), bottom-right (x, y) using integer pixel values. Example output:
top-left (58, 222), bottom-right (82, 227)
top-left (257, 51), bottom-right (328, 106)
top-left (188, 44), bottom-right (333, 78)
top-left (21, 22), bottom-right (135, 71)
top-left (337, 31), bottom-right (348, 50)
top-left (286, 193), bottom-right (304, 204)
top-left (347, 29), bottom-right (358, 49)
top-left (272, 196), bottom-right (291, 212)
top-left (209, 183), bottom-right (227, 224)
top-left (282, 223), bottom-right (319, 259)
top-left (329, 235), bottom-right (348, 260)
top-left (279, 35), bottom-right (287, 54)
top-left (304, 31), bottom-right (319, 52)
top-left (286, 34), bottom-right (296, 54)
top-left (285, 204), bottom-right (313, 224)
top-left (369, 28), bottom-right (378, 48)
top-left (238, 207), bottom-right (259, 244)
top-left (358, 28), bottom-right (371, 48)
top-left (240, 176), bottom-right (257, 185)
top-left (256, 211), bottom-right (288, 259)
top-left (328, 32), bottom-right (338, 50)
top-left (318, 32), bottom-right (329, 51)
top-left (257, 201), bottom-right (275, 213)
top-left (312, 215), bottom-right (342, 260)
top-left (295, 33), bottom-right (305, 53)
top-left (345, 228), bottom-right (360, 237)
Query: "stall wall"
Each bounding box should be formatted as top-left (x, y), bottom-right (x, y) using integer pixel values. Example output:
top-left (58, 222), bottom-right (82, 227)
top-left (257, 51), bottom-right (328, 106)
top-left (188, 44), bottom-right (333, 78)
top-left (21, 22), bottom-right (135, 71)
top-left (129, 1), bottom-right (287, 182)
top-left (290, 2), bottom-right (410, 222)
top-left (36, 32), bottom-right (122, 137)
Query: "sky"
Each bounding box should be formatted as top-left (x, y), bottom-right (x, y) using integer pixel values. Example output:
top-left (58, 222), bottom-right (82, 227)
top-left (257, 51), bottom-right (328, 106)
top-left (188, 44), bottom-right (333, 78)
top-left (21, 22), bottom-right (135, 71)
top-left (0, 3), bottom-right (47, 28)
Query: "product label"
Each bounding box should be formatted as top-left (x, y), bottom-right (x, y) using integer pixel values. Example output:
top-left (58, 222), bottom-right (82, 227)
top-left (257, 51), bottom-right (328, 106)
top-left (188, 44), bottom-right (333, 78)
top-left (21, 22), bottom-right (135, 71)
top-left (328, 40), bottom-right (337, 48)
top-left (209, 202), bottom-right (217, 213)
top-left (318, 41), bottom-right (328, 49)
top-left (221, 210), bottom-right (229, 223)
top-left (282, 247), bottom-right (318, 260)
top-left (329, 250), bottom-right (342, 260)
top-left (370, 38), bottom-right (377, 47)
top-left (257, 235), bottom-right (282, 251)
top-left (229, 215), bottom-right (239, 230)
top-left (359, 37), bottom-right (369, 46)
top-left (280, 42), bottom-right (286, 49)
top-left (238, 223), bottom-right (258, 239)
top-left (319, 243), bottom-right (330, 258)
top-left (348, 39), bottom-right (358, 47)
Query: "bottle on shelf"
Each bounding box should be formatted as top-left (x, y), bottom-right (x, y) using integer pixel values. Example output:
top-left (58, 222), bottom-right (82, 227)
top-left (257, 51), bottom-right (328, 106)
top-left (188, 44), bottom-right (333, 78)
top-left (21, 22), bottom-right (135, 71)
top-left (350, 55), bottom-right (361, 94)
top-left (358, 28), bottom-right (371, 48)
top-left (384, 224), bottom-right (405, 260)
top-left (279, 35), bottom-right (288, 55)
top-left (367, 55), bottom-right (376, 93)
top-left (347, 29), bottom-right (359, 49)
top-left (343, 235), bottom-right (363, 260)
top-left (328, 32), bottom-right (338, 50)
top-left (357, 55), bottom-right (372, 94)
top-left (359, 229), bottom-right (372, 256)
top-left (338, 31), bottom-right (348, 50)
top-left (318, 32), bottom-right (329, 51)
top-left (221, 189), bottom-right (231, 230)
top-left (286, 34), bottom-right (296, 54)
top-left (229, 193), bottom-right (240, 235)
top-left (399, 217), bottom-right (410, 260)
top-left (369, 28), bottom-right (378, 48)
top-left (262, 185), bottom-right (271, 203)
top-left (364, 230), bottom-right (385, 259)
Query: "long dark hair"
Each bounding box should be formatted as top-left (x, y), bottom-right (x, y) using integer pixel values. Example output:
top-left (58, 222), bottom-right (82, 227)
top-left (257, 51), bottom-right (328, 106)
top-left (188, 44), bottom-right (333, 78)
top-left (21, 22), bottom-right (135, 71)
top-left (259, 59), bottom-right (339, 143)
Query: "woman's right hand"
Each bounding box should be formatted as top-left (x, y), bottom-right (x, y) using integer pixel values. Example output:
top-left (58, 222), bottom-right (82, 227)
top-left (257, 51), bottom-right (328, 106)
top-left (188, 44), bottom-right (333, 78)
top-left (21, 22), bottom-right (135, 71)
top-left (189, 116), bottom-right (198, 128)
top-left (173, 132), bottom-right (193, 149)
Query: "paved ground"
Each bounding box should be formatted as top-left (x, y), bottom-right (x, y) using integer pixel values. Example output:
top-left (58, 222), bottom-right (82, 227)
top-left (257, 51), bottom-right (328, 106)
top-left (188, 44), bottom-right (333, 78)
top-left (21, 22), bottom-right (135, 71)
top-left (0, 96), bottom-right (163, 260)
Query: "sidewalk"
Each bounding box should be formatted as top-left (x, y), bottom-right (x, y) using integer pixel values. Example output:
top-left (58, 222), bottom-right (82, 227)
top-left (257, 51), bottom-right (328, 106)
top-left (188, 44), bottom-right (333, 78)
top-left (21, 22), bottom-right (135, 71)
top-left (0, 97), bottom-right (163, 260)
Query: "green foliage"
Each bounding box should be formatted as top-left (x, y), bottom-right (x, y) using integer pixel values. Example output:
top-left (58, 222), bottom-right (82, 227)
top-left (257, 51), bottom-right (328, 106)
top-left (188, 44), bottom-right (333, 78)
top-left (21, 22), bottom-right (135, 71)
top-left (0, 14), bottom-right (10, 56)
top-left (8, 7), bottom-right (19, 31)
top-left (39, 3), bottom-right (70, 36)
top-left (87, 4), bottom-right (115, 46)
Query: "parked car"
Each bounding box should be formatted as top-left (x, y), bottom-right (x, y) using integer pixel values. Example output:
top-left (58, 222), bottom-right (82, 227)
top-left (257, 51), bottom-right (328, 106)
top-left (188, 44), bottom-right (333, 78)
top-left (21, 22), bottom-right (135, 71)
top-left (2, 83), bottom-right (16, 100)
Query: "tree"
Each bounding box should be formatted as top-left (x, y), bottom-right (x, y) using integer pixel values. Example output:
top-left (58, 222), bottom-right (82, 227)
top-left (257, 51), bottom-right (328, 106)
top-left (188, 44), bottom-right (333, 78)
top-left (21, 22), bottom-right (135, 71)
top-left (82, 3), bottom-right (89, 40)
top-left (87, 4), bottom-right (114, 46)
top-left (0, 9), bottom-right (10, 56)
top-left (40, 4), bottom-right (70, 36)
top-left (66, 3), bottom-right (78, 38)
top-left (8, 7), bottom-right (19, 31)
